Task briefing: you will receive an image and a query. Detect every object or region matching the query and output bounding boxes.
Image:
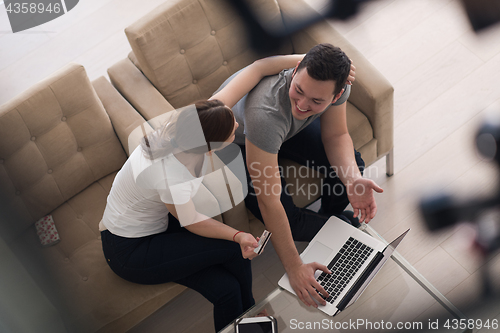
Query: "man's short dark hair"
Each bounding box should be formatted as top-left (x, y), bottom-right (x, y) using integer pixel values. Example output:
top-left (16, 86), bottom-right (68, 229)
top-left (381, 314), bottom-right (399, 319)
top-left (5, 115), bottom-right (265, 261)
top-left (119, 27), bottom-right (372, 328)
top-left (296, 43), bottom-right (351, 96)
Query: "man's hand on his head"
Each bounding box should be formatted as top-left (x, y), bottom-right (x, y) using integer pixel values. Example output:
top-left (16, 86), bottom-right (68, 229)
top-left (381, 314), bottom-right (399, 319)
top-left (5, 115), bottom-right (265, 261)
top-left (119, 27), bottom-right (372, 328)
top-left (347, 63), bottom-right (356, 85)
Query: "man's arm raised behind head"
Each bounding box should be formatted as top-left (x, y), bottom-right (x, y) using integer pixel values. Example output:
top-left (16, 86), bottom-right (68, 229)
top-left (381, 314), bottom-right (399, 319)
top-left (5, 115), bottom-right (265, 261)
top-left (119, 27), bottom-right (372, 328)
top-left (211, 54), bottom-right (304, 109)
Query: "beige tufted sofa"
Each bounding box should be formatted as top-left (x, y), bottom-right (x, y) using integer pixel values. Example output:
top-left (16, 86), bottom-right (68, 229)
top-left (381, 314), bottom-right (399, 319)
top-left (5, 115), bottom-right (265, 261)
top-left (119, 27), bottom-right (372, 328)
top-left (0, 0), bottom-right (393, 332)
top-left (0, 63), bottom-right (252, 332)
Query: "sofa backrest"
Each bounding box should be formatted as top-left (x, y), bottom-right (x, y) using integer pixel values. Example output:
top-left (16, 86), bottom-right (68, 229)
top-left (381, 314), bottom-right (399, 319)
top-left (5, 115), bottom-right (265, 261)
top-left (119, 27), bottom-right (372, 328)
top-left (125, 0), bottom-right (293, 109)
top-left (0, 63), bottom-right (127, 237)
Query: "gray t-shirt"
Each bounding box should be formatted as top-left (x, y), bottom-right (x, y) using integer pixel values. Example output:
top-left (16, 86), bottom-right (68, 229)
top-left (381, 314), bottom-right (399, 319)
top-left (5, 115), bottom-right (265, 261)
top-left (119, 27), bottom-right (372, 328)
top-left (221, 68), bottom-right (350, 154)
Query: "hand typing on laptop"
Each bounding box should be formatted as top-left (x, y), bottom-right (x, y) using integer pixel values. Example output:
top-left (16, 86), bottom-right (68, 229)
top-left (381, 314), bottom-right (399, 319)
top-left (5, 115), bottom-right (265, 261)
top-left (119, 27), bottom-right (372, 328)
top-left (278, 218), bottom-right (409, 316)
top-left (288, 262), bottom-right (332, 307)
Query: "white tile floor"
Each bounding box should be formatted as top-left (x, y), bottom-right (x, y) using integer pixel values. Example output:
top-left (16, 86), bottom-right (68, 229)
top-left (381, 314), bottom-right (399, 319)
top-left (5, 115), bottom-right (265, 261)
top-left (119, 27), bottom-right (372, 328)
top-left (2, 0), bottom-right (500, 332)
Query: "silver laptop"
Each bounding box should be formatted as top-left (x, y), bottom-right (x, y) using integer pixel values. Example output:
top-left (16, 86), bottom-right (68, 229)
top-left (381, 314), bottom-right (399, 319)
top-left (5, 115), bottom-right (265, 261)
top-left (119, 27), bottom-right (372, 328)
top-left (278, 216), bottom-right (409, 316)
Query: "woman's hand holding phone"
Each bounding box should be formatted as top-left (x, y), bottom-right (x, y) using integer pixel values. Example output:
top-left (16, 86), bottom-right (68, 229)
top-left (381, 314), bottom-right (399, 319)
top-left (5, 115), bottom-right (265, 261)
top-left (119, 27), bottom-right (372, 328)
top-left (234, 232), bottom-right (259, 259)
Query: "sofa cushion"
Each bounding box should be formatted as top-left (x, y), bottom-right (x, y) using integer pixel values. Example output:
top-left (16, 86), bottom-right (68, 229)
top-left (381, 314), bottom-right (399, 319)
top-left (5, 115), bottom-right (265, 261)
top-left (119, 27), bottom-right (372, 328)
top-left (346, 102), bottom-right (373, 151)
top-left (125, 0), bottom-right (293, 109)
top-left (0, 64), bottom-right (127, 238)
top-left (15, 173), bottom-right (187, 333)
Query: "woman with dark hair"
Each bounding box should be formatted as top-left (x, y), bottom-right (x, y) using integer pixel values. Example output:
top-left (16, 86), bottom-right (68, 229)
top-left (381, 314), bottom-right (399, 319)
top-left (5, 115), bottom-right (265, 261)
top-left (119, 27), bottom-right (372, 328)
top-left (99, 54), bottom-right (310, 331)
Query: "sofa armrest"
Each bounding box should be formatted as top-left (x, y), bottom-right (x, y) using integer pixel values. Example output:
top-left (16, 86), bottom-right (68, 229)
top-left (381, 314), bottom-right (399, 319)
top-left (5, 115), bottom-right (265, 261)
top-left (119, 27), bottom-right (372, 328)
top-left (107, 57), bottom-right (175, 122)
top-left (92, 76), bottom-right (146, 155)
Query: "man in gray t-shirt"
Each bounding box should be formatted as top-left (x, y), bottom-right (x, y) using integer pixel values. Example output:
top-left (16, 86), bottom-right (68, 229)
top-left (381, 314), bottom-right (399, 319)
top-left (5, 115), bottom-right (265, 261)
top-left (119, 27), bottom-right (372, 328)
top-left (218, 44), bottom-right (383, 309)
top-left (231, 68), bottom-right (350, 153)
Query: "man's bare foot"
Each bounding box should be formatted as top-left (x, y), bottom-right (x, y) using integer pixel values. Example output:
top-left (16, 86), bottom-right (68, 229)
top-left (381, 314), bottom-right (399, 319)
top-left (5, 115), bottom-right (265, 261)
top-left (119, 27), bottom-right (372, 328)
top-left (256, 309), bottom-right (269, 317)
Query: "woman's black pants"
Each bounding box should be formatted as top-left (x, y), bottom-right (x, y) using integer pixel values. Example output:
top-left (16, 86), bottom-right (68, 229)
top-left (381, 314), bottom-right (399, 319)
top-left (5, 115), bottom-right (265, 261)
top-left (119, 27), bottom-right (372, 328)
top-left (101, 215), bottom-right (254, 332)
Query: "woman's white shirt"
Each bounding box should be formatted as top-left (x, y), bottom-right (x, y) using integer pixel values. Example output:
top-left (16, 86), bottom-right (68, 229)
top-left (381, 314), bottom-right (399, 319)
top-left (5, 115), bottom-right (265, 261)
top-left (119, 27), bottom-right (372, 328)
top-left (101, 146), bottom-right (208, 238)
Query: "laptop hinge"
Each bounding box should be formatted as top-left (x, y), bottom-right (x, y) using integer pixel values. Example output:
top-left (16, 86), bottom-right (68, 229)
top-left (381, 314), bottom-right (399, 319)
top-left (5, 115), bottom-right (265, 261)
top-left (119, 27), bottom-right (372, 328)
top-left (337, 251), bottom-right (384, 311)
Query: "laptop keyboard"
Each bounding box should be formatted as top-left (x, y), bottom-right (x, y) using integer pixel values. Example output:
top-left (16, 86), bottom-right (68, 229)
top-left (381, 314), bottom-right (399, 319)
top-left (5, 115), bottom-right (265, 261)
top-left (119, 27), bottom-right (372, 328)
top-left (317, 237), bottom-right (374, 304)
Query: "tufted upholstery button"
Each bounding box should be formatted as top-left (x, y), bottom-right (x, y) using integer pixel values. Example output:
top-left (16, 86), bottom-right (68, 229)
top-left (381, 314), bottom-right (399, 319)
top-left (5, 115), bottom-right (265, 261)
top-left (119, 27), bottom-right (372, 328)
top-left (47, 169), bottom-right (53, 174)
top-left (82, 277), bottom-right (88, 282)
top-left (61, 116), bottom-right (67, 122)
top-left (223, 61), bottom-right (228, 66)
top-left (64, 258), bottom-right (70, 263)
top-left (77, 147), bottom-right (82, 152)
top-left (211, 30), bottom-right (216, 36)
top-left (30, 136), bottom-right (36, 141)
top-left (77, 214), bottom-right (83, 219)
top-left (0, 159), bottom-right (4, 164)
top-left (192, 80), bottom-right (198, 84)
top-left (180, 49), bottom-right (185, 54)
top-left (15, 191), bottom-right (20, 195)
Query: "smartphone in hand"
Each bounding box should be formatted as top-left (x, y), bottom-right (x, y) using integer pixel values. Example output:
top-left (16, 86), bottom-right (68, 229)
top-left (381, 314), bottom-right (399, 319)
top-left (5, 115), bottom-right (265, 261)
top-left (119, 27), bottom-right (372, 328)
top-left (253, 230), bottom-right (272, 255)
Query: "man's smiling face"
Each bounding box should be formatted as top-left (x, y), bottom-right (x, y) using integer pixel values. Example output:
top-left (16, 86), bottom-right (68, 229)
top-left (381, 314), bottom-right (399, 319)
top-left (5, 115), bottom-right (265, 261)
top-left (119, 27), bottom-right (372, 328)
top-left (288, 67), bottom-right (342, 120)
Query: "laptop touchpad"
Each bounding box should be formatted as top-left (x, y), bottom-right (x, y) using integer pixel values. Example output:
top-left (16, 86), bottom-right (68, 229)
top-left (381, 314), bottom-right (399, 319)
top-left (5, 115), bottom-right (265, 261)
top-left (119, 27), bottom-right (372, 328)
top-left (301, 241), bottom-right (333, 265)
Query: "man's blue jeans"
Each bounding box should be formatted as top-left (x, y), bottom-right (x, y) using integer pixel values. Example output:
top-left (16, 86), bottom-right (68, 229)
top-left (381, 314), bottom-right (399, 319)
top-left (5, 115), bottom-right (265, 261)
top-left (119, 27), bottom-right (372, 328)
top-left (237, 117), bottom-right (365, 242)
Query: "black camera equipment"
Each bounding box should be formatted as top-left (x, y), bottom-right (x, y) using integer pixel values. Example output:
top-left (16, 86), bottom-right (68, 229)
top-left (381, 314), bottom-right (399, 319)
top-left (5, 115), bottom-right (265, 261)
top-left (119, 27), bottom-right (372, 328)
top-left (461, 0), bottom-right (500, 32)
top-left (420, 114), bottom-right (500, 299)
top-left (227, 0), bottom-right (371, 54)
top-left (227, 0), bottom-right (500, 55)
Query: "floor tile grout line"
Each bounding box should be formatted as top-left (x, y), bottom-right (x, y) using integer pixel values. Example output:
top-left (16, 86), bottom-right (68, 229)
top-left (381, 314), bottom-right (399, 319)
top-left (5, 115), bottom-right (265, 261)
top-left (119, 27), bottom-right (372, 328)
top-left (392, 94), bottom-right (495, 175)
top-left (392, 47), bottom-right (485, 132)
top-left (368, 0), bottom-right (466, 86)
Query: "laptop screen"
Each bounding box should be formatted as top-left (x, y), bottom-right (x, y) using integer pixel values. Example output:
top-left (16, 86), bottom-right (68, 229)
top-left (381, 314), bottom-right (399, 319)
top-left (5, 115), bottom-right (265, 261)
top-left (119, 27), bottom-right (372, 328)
top-left (343, 229), bottom-right (410, 309)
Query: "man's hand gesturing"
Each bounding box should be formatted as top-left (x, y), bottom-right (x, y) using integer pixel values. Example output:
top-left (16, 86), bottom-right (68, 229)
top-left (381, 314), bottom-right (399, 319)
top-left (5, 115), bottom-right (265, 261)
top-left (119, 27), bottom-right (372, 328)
top-left (346, 178), bottom-right (383, 223)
